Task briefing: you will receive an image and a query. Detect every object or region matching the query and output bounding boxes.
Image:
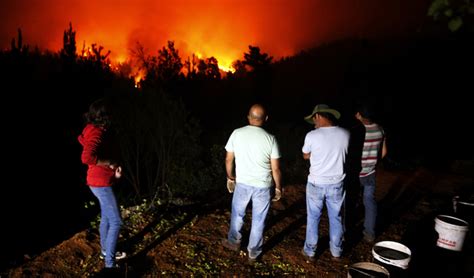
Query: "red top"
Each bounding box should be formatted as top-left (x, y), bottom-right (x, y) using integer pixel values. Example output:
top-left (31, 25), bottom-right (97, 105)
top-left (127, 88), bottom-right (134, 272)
top-left (78, 123), bottom-right (115, 187)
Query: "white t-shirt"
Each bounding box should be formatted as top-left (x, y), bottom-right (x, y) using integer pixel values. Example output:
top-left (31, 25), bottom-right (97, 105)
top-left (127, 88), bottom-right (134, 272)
top-left (225, 125), bottom-right (281, 188)
top-left (302, 126), bottom-right (349, 184)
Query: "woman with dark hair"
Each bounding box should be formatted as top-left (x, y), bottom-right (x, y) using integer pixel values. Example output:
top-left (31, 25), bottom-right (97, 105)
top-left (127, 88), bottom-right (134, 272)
top-left (78, 98), bottom-right (126, 269)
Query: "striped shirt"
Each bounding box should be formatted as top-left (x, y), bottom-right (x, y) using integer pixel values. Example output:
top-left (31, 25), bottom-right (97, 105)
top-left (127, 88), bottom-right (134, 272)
top-left (360, 123), bottom-right (384, 177)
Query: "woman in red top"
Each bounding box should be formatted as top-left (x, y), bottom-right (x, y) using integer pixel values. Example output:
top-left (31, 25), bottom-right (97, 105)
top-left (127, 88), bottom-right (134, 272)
top-left (78, 98), bottom-right (125, 269)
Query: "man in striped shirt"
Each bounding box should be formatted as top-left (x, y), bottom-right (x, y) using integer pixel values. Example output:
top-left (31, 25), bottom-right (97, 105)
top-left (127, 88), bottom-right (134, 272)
top-left (355, 104), bottom-right (387, 243)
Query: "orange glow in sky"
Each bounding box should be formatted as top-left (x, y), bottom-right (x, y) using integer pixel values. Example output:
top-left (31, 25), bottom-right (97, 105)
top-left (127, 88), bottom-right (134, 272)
top-left (0, 0), bottom-right (430, 66)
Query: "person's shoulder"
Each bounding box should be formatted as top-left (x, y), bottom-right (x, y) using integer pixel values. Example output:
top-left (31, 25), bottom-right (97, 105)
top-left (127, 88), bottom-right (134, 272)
top-left (235, 125), bottom-right (250, 131)
top-left (83, 123), bottom-right (105, 137)
top-left (367, 123), bottom-right (384, 133)
top-left (231, 126), bottom-right (246, 135)
top-left (303, 129), bottom-right (318, 139)
top-left (306, 128), bottom-right (318, 135)
top-left (338, 126), bottom-right (350, 134)
top-left (333, 126), bottom-right (350, 137)
top-left (82, 123), bottom-right (97, 133)
top-left (228, 126), bottom-right (250, 138)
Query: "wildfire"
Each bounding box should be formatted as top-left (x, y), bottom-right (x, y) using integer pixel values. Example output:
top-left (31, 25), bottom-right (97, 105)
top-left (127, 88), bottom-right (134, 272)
top-left (81, 47), bottom-right (92, 58)
top-left (217, 60), bottom-right (235, 73)
top-left (1, 0), bottom-right (429, 80)
top-left (133, 70), bottom-right (146, 88)
top-left (190, 51), bottom-right (235, 73)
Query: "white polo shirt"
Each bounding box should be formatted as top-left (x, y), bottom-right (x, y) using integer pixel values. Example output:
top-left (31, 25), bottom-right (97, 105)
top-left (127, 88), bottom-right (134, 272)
top-left (225, 125), bottom-right (280, 188)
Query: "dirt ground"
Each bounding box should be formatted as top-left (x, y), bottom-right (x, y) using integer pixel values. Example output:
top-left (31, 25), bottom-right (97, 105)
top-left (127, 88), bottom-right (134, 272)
top-left (4, 161), bottom-right (474, 277)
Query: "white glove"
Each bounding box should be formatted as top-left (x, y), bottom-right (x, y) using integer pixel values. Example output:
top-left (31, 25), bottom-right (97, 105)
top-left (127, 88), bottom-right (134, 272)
top-left (272, 188), bottom-right (282, 202)
top-left (226, 178), bottom-right (236, 193)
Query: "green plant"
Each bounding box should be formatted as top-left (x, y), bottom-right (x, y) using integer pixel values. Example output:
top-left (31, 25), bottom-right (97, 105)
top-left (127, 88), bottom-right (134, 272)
top-left (428, 0), bottom-right (474, 32)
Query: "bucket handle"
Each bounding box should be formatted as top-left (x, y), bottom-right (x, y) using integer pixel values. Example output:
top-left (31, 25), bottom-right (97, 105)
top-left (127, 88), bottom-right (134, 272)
top-left (348, 266), bottom-right (378, 278)
top-left (376, 256), bottom-right (392, 264)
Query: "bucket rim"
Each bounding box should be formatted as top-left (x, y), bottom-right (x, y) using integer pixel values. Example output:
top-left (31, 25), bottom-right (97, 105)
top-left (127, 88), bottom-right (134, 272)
top-left (435, 215), bottom-right (469, 229)
top-left (372, 241), bottom-right (411, 269)
top-left (348, 262), bottom-right (390, 277)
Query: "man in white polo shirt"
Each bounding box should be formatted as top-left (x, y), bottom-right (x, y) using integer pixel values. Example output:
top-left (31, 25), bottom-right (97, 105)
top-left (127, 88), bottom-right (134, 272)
top-left (222, 104), bottom-right (282, 263)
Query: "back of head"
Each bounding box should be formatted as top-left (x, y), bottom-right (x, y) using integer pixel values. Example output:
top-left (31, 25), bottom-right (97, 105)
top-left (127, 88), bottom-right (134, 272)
top-left (85, 98), bottom-right (111, 127)
top-left (248, 104), bottom-right (267, 126)
top-left (356, 102), bottom-right (375, 121)
top-left (316, 112), bottom-right (338, 125)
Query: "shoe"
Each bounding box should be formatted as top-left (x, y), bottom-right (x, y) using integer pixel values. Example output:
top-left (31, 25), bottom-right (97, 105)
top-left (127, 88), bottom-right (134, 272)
top-left (104, 264), bottom-right (120, 269)
top-left (331, 256), bottom-right (342, 262)
top-left (100, 251), bottom-right (127, 260)
top-left (301, 249), bottom-right (315, 263)
top-left (221, 238), bottom-right (240, 251)
top-left (362, 231), bottom-right (375, 243)
top-left (248, 256), bottom-right (258, 264)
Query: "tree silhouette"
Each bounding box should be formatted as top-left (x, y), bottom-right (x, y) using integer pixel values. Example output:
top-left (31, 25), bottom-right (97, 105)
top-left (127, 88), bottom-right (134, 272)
top-left (61, 22), bottom-right (77, 60)
top-left (230, 59), bottom-right (247, 78)
top-left (11, 28), bottom-right (29, 55)
top-left (241, 45), bottom-right (274, 102)
top-left (205, 57), bottom-right (221, 79)
top-left (196, 56), bottom-right (221, 79)
top-left (184, 53), bottom-right (199, 78)
top-left (243, 45), bottom-right (273, 72)
top-left (157, 41), bottom-right (183, 82)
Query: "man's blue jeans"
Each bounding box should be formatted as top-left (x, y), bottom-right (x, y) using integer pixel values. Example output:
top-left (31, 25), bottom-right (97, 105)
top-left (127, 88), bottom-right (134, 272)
top-left (360, 173), bottom-right (377, 238)
top-left (90, 186), bottom-right (122, 268)
top-left (304, 181), bottom-right (345, 258)
top-left (227, 183), bottom-right (271, 259)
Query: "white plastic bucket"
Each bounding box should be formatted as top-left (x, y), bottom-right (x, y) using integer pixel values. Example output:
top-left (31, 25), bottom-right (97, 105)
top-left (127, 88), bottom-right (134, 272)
top-left (434, 214), bottom-right (469, 251)
top-left (372, 241), bottom-right (411, 270)
top-left (347, 262), bottom-right (390, 278)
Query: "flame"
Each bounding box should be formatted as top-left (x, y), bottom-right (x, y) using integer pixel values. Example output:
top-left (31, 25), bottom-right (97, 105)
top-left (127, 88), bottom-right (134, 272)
top-left (189, 51), bottom-right (235, 73)
top-left (218, 60), bottom-right (235, 73)
top-left (218, 64), bottom-right (235, 73)
top-left (134, 69), bottom-right (146, 88)
top-left (194, 52), bottom-right (203, 59)
top-left (115, 55), bottom-right (127, 64)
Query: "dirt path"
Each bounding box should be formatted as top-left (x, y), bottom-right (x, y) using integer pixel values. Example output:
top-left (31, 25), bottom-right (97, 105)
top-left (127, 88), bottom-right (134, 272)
top-left (5, 164), bottom-right (474, 277)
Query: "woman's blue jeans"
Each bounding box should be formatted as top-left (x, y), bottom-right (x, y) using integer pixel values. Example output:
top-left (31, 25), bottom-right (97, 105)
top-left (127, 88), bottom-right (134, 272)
top-left (304, 181), bottom-right (345, 257)
top-left (90, 186), bottom-right (122, 268)
top-left (360, 173), bottom-right (377, 238)
top-left (227, 183), bottom-right (271, 259)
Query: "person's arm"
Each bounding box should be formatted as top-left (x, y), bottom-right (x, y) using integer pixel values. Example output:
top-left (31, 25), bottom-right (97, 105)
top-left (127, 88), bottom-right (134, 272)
top-left (303, 152), bottom-right (311, 160)
top-left (80, 127), bottom-right (101, 165)
top-left (271, 158), bottom-right (282, 191)
top-left (381, 138), bottom-right (388, 159)
top-left (271, 158), bottom-right (282, 201)
top-left (80, 126), bottom-right (116, 167)
top-left (225, 151), bottom-right (235, 180)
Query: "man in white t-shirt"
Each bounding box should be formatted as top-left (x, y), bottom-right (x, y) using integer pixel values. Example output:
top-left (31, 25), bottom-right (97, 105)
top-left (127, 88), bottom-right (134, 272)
top-left (301, 104), bottom-right (349, 263)
top-left (222, 104), bottom-right (282, 263)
